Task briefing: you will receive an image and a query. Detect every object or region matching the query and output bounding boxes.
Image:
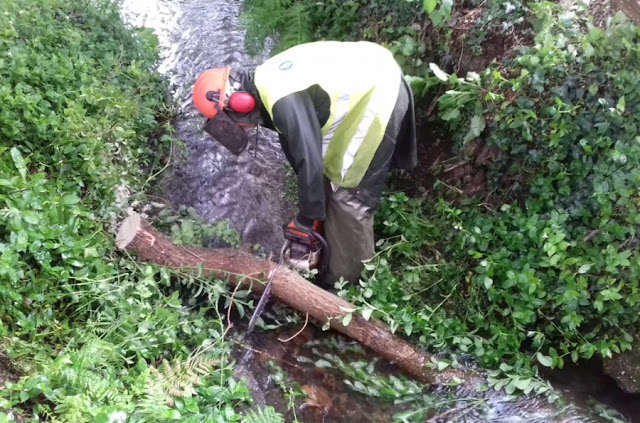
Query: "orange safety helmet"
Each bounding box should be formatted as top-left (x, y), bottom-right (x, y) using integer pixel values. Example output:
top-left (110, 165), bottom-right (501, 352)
top-left (193, 68), bottom-right (257, 155)
top-left (193, 68), bottom-right (229, 118)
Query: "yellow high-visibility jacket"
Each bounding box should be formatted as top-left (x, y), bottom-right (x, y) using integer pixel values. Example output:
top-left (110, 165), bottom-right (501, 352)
top-left (253, 41), bottom-right (416, 220)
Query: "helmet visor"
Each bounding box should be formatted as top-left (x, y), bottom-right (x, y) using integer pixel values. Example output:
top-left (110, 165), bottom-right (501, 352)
top-left (202, 111), bottom-right (249, 155)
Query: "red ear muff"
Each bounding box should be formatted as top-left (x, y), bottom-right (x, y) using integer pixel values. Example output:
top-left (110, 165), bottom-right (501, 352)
top-left (228, 92), bottom-right (256, 114)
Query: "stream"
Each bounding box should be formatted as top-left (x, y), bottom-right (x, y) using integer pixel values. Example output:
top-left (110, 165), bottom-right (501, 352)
top-left (119, 1), bottom-right (639, 421)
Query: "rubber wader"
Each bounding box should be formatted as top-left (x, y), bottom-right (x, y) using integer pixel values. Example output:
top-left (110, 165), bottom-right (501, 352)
top-left (323, 77), bottom-right (412, 285)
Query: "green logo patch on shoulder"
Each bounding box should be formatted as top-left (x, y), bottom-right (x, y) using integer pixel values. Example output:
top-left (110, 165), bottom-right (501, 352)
top-left (279, 60), bottom-right (293, 71)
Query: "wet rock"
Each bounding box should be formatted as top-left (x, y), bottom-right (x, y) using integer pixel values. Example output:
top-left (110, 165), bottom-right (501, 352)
top-left (301, 384), bottom-right (333, 417)
top-left (603, 333), bottom-right (640, 394)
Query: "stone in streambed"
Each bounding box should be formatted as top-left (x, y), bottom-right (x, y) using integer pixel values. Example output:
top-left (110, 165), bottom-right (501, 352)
top-left (603, 331), bottom-right (640, 394)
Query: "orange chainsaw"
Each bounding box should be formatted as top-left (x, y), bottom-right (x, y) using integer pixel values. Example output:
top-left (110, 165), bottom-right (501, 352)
top-left (247, 222), bottom-right (328, 333)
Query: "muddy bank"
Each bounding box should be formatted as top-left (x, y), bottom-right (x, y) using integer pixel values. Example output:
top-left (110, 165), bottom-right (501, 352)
top-left (615, 0), bottom-right (640, 23)
top-left (546, 361), bottom-right (640, 423)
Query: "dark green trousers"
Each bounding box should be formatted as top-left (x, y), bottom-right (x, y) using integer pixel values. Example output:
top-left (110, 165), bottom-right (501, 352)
top-left (323, 78), bottom-right (411, 284)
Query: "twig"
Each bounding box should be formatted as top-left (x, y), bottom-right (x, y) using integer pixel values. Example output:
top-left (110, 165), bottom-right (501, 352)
top-left (620, 235), bottom-right (635, 250)
top-left (426, 87), bottom-right (445, 117)
top-left (435, 179), bottom-right (464, 195)
top-left (223, 281), bottom-right (244, 337)
top-left (456, 41), bottom-right (465, 75)
top-left (444, 160), bottom-right (470, 173)
top-left (583, 228), bottom-right (603, 242)
top-left (478, 202), bottom-right (495, 212)
top-left (427, 284), bottom-right (457, 321)
top-left (143, 139), bottom-right (174, 187)
top-left (278, 312), bottom-right (310, 343)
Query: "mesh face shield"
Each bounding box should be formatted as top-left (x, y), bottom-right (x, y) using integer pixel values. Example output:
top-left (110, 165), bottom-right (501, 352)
top-left (202, 111), bottom-right (249, 155)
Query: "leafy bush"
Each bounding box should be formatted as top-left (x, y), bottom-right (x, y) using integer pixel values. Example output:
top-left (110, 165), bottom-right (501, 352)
top-left (0, 0), bottom-right (250, 420)
top-left (241, 0), bottom-right (429, 72)
top-left (343, 4), bottom-right (640, 380)
top-left (0, 0), bottom-right (164, 344)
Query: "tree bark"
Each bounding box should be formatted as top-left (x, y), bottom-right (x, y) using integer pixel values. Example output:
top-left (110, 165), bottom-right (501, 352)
top-left (116, 213), bottom-right (479, 386)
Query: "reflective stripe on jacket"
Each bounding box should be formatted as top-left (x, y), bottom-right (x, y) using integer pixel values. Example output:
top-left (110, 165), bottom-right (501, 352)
top-left (254, 41), bottom-right (402, 188)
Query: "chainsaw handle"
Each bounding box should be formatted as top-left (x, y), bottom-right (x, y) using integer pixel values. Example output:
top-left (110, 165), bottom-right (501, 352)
top-left (311, 230), bottom-right (330, 273)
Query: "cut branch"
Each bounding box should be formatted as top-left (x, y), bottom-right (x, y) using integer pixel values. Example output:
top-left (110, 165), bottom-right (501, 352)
top-left (116, 213), bottom-right (481, 386)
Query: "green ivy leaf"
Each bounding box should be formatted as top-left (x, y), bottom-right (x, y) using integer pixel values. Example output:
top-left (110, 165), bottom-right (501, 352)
top-left (342, 312), bottom-right (353, 326)
top-left (314, 359), bottom-right (332, 368)
top-left (470, 115), bottom-right (486, 136)
top-left (339, 306), bottom-right (356, 313)
top-left (437, 360), bottom-right (450, 371)
top-left (464, 115), bottom-right (486, 142)
top-left (22, 211), bottom-right (40, 224)
top-left (536, 352), bottom-right (553, 367)
top-left (361, 308), bottom-right (373, 320)
top-left (62, 194), bottom-right (81, 205)
top-left (515, 378), bottom-right (532, 390)
top-left (84, 247), bottom-right (99, 258)
top-left (429, 62), bottom-right (449, 81)
top-left (423, 0), bottom-right (437, 14)
top-left (583, 42), bottom-right (595, 58)
top-left (10, 147), bottom-right (27, 182)
top-left (401, 37), bottom-right (416, 57)
top-left (484, 277), bottom-right (493, 289)
top-left (441, 108), bottom-right (460, 121)
top-left (578, 264), bottom-right (592, 274)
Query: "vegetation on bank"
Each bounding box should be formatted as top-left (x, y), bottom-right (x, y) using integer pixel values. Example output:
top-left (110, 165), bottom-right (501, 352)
top-left (1, 0), bottom-right (637, 420)
top-left (0, 0), bottom-right (251, 421)
top-left (244, 0), bottom-right (640, 393)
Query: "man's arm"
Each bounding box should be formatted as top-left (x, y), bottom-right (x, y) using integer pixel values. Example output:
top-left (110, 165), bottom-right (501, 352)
top-left (272, 90), bottom-right (326, 221)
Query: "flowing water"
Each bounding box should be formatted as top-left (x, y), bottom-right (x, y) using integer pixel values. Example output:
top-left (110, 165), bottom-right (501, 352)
top-left (120, 1), bottom-right (638, 421)
top-left (121, 0), bottom-right (293, 255)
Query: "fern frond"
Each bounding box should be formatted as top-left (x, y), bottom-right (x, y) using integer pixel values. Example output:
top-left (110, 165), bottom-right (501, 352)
top-left (139, 377), bottom-right (172, 422)
top-left (243, 406), bottom-right (285, 423)
top-left (54, 393), bottom-right (89, 423)
top-left (145, 354), bottom-right (218, 405)
top-left (277, 3), bottom-right (313, 52)
top-left (241, 0), bottom-right (315, 54)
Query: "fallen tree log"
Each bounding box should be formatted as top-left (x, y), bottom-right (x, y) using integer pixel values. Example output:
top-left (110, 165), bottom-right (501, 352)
top-left (116, 213), bottom-right (479, 386)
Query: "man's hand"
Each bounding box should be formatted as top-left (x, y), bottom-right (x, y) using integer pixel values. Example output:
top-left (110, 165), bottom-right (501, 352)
top-left (283, 216), bottom-right (321, 247)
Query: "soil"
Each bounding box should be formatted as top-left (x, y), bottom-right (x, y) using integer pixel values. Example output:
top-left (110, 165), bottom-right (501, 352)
top-left (448, 1), bottom-right (532, 75)
top-left (394, 118), bottom-right (496, 200)
top-left (396, 0), bottom-right (535, 199)
top-left (612, 0), bottom-right (640, 24)
top-left (391, 120), bottom-right (453, 197)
